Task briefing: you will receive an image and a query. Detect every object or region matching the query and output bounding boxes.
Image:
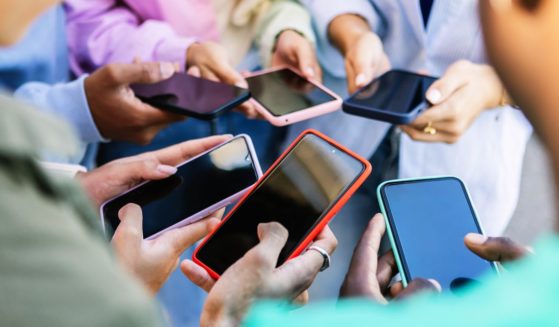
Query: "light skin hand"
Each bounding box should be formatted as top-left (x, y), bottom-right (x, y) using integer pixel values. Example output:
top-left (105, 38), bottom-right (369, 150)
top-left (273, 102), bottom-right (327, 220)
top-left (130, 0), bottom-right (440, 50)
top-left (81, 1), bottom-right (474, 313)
top-left (112, 204), bottom-right (223, 295)
top-left (328, 14), bottom-right (391, 94)
top-left (340, 214), bottom-right (441, 302)
top-left (186, 42), bottom-right (261, 119)
top-left (271, 29), bottom-right (322, 82)
top-left (84, 62), bottom-right (186, 144)
top-left (77, 135), bottom-right (232, 208)
top-left (182, 223), bottom-right (337, 326)
top-left (401, 60), bottom-right (505, 143)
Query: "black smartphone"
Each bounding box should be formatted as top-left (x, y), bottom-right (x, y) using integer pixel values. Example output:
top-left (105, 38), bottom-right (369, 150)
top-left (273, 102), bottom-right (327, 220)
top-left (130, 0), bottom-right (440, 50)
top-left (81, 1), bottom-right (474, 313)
top-left (132, 73), bottom-right (251, 120)
top-left (100, 135), bottom-right (262, 239)
top-left (194, 130), bottom-right (371, 279)
top-left (378, 177), bottom-right (498, 291)
top-left (343, 70), bottom-right (437, 124)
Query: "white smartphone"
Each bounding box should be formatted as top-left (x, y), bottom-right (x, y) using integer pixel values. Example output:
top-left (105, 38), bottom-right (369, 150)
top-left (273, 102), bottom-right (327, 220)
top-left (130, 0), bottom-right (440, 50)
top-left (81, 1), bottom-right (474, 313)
top-left (100, 135), bottom-right (262, 239)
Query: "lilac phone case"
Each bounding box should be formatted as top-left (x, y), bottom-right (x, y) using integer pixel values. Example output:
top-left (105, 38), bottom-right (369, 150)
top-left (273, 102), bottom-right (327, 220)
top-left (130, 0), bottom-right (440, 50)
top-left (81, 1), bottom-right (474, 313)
top-left (99, 134), bottom-right (263, 240)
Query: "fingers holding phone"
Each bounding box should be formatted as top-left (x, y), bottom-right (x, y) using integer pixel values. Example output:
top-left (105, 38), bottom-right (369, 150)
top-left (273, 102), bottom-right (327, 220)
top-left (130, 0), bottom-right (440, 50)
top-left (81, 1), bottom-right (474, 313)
top-left (464, 234), bottom-right (531, 264)
top-left (402, 61), bottom-right (504, 144)
top-left (112, 203), bottom-right (222, 295)
top-left (344, 32), bottom-right (391, 94)
top-left (85, 62), bottom-right (185, 144)
top-left (183, 222), bottom-right (336, 327)
top-left (271, 29), bottom-right (322, 83)
top-left (100, 135), bottom-right (262, 240)
top-left (77, 135), bottom-right (234, 208)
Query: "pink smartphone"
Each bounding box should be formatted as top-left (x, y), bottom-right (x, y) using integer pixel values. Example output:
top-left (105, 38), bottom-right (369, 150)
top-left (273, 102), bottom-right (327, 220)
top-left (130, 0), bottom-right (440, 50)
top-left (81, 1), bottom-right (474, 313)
top-left (99, 135), bottom-right (262, 240)
top-left (246, 66), bottom-right (342, 126)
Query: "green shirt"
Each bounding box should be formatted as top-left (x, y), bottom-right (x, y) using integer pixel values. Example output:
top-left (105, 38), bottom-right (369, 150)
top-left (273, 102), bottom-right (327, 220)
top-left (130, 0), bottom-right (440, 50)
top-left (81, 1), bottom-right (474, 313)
top-left (0, 95), bottom-right (162, 326)
top-left (244, 236), bottom-right (559, 326)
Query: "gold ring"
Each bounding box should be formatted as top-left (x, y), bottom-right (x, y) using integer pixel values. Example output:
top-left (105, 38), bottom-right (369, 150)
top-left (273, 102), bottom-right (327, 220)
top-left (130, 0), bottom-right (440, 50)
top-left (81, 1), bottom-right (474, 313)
top-left (423, 122), bottom-right (437, 135)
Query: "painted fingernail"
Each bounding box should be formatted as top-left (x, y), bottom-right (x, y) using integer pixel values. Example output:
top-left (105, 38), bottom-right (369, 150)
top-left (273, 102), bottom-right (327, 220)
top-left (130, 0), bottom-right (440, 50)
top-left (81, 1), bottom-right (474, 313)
top-left (235, 80), bottom-right (249, 88)
top-left (157, 164), bottom-right (177, 175)
top-left (465, 233), bottom-right (487, 245)
top-left (428, 279), bottom-right (442, 292)
top-left (355, 73), bottom-right (367, 87)
top-left (426, 89), bottom-right (442, 104)
top-left (304, 67), bottom-right (315, 78)
top-left (159, 62), bottom-right (176, 78)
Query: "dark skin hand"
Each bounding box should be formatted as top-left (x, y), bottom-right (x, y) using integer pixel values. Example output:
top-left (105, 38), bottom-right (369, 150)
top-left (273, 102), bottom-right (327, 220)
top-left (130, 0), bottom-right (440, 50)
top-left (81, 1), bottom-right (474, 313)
top-left (464, 233), bottom-right (531, 264)
top-left (340, 214), bottom-right (441, 302)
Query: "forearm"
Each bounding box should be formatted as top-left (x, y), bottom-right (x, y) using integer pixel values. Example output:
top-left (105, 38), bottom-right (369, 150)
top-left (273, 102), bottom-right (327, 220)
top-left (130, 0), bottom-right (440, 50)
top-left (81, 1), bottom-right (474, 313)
top-left (328, 14), bottom-right (373, 56)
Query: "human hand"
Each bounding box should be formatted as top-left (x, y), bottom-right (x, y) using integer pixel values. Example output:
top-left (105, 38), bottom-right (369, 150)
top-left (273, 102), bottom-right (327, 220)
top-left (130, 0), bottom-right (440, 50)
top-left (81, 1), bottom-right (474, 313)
top-left (186, 42), bottom-right (260, 119)
top-left (465, 233), bottom-right (531, 266)
top-left (401, 61), bottom-right (505, 143)
top-left (77, 135), bottom-right (232, 208)
top-left (343, 32), bottom-right (391, 94)
top-left (85, 62), bottom-right (185, 144)
top-left (112, 204), bottom-right (222, 295)
top-left (340, 214), bottom-right (441, 302)
top-left (271, 29), bottom-right (322, 82)
top-left (181, 223), bottom-right (337, 326)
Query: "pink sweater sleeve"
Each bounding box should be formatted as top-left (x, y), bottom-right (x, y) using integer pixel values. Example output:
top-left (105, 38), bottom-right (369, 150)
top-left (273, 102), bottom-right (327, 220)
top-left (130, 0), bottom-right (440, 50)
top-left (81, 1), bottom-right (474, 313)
top-left (64, 0), bottom-right (196, 74)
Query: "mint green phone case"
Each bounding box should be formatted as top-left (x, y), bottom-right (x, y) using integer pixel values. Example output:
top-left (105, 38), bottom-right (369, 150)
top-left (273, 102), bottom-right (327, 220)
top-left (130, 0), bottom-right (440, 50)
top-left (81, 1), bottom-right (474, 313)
top-left (376, 176), bottom-right (499, 288)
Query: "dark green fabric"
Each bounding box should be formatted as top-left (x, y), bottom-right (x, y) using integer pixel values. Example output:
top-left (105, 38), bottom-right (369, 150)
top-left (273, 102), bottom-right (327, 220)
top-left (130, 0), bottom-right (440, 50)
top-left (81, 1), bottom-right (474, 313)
top-left (0, 95), bottom-right (162, 326)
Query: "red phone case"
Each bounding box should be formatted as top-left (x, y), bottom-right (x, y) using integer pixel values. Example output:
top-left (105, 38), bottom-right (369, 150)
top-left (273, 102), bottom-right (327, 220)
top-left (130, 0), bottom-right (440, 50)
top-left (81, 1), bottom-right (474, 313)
top-left (192, 129), bottom-right (372, 279)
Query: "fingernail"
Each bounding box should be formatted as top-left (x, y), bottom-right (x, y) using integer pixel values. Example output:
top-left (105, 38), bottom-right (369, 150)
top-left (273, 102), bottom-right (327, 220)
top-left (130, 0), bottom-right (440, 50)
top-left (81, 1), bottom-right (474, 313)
top-left (304, 67), bottom-right (315, 78)
top-left (157, 164), bottom-right (177, 175)
top-left (159, 62), bottom-right (176, 79)
top-left (465, 233), bottom-right (487, 245)
top-left (428, 279), bottom-right (442, 292)
top-left (235, 80), bottom-right (249, 88)
top-left (426, 89), bottom-right (442, 104)
top-left (355, 73), bottom-right (367, 87)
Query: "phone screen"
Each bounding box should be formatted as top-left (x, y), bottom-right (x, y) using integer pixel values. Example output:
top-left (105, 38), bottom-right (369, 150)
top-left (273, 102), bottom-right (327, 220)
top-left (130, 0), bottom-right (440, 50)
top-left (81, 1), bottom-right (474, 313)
top-left (349, 70), bottom-right (436, 113)
top-left (102, 137), bottom-right (259, 238)
top-left (380, 177), bottom-right (496, 291)
top-left (196, 133), bottom-right (366, 275)
top-left (132, 73), bottom-right (249, 116)
top-left (246, 68), bottom-right (337, 116)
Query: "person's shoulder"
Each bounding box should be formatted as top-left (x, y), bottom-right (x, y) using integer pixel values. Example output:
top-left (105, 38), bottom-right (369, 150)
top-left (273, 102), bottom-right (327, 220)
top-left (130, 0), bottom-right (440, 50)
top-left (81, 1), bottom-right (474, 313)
top-left (0, 94), bottom-right (80, 159)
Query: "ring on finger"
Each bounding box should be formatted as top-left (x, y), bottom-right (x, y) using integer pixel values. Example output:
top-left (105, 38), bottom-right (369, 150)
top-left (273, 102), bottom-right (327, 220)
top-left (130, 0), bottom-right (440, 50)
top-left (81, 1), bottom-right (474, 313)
top-left (423, 121), bottom-right (438, 135)
top-left (307, 245), bottom-right (331, 272)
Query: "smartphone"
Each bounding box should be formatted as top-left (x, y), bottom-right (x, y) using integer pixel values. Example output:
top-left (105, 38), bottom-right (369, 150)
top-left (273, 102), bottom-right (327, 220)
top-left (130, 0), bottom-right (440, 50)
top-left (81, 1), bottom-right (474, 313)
top-left (246, 67), bottom-right (342, 126)
top-left (132, 73), bottom-right (251, 120)
top-left (100, 135), bottom-right (262, 240)
top-left (343, 70), bottom-right (437, 124)
top-left (377, 176), bottom-right (498, 291)
top-left (193, 130), bottom-right (372, 279)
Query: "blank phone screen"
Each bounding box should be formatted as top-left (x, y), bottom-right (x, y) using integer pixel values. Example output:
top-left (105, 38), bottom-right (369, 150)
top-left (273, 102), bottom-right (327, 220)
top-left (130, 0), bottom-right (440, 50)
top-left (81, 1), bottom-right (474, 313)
top-left (246, 68), bottom-right (337, 116)
top-left (196, 133), bottom-right (366, 275)
top-left (102, 137), bottom-right (259, 238)
top-left (349, 70), bottom-right (436, 113)
top-left (381, 177), bottom-right (495, 291)
top-left (132, 73), bottom-right (249, 116)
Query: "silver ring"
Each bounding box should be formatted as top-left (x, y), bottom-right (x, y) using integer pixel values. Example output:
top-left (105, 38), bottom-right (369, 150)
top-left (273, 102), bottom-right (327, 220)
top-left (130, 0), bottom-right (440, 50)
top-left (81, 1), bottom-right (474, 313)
top-left (307, 245), bottom-right (331, 271)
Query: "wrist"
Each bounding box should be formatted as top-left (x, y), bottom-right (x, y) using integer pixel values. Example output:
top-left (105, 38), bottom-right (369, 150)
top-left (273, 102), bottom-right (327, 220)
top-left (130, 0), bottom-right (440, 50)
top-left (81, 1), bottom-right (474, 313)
top-left (201, 307), bottom-right (239, 327)
top-left (483, 65), bottom-right (508, 109)
top-left (329, 14), bottom-right (371, 55)
top-left (272, 29), bottom-right (305, 53)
